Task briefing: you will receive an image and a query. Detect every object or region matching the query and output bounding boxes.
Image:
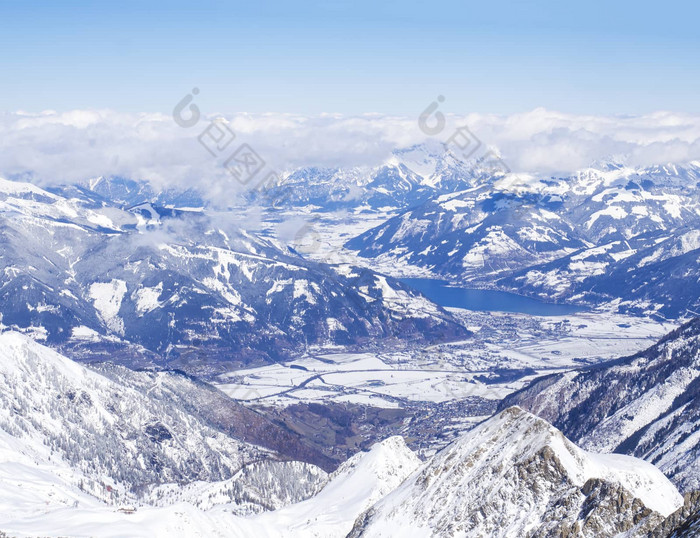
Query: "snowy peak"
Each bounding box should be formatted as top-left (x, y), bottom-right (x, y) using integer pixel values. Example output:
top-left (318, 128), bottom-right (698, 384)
top-left (503, 317), bottom-right (700, 493)
top-left (0, 331), bottom-right (90, 381)
top-left (323, 435), bottom-right (421, 504)
top-left (428, 407), bottom-right (680, 517)
top-left (242, 435), bottom-right (421, 538)
top-left (349, 407), bottom-right (682, 537)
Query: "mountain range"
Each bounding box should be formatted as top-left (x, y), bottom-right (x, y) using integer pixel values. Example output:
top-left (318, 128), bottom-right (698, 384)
top-left (4, 144), bottom-right (700, 536)
top-left (343, 155), bottom-right (700, 319)
top-left (0, 175), bottom-right (467, 377)
top-left (2, 329), bottom-right (700, 536)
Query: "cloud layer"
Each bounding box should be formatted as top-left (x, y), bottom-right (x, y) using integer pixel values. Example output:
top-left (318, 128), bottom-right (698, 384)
top-left (2, 107), bottom-right (700, 202)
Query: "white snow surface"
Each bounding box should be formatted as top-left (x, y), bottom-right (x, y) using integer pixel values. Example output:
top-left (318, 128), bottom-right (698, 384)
top-left (0, 332), bottom-right (268, 507)
top-left (0, 332), bottom-right (684, 538)
top-left (0, 434), bottom-right (420, 538)
top-left (351, 407), bottom-right (682, 538)
top-left (89, 279), bottom-right (127, 333)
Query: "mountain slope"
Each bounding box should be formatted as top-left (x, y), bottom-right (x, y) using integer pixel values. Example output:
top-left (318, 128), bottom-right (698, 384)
top-left (0, 177), bottom-right (468, 375)
top-left (0, 332), bottom-right (333, 508)
top-left (0, 395), bottom-right (685, 537)
top-left (249, 435), bottom-right (422, 537)
top-left (0, 435), bottom-right (421, 538)
top-left (499, 227), bottom-right (700, 317)
top-left (348, 407), bottom-right (682, 538)
top-left (501, 318), bottom-right (700, 492)
top-left (346, 189), bottom-right (585, 281)
top-left (345, 161), bottom-right (700, 318)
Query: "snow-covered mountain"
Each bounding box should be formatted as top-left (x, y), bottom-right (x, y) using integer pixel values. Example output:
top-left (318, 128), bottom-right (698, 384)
top-left (0, 331), bottom-right (333, 510)
top-left (348, 407), bottom-right (683, 538)
top-left (502, 318), bottom-right (700, 493)
top-left (346, 188), bottom-right (586, 281)
top-left (89, 362), bottom-right (340, 471)
top-left (2, 399), bottom-right (685, 538)
top-left (247, 435), bottom-right (422, 538)
top-left (506, 226), bottom-right (700, 318)
top-left (0, 428), bottom-right (420, 537)
top-left (49, 176), bottom-right (206, 209)
top-left (258, 141), bottom-right (481, 212)
top-left (0, 176), bottom-right (468, 375)
top-left (345, 161), bottom-right (700, 318)
top-left (6, 145), bottom-right (700, 537)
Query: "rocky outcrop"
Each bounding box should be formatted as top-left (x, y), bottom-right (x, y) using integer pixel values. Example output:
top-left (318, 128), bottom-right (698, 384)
top-left (347, 407), bottom-right (681, 537)
top-left (501, 318), bottom-right (700, 492)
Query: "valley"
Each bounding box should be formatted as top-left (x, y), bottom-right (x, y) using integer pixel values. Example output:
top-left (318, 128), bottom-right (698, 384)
top-left (1, 148), bottom-right (699, 537)
top-left (4, 2), bottom-right (700, 534)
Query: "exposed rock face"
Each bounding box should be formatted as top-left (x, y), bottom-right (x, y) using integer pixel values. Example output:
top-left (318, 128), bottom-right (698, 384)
top-left (650, 491), bottom-right (700, 537)
top-left (501, 318), bottom-right (700, 492)
top-left (347, 407), bottom-right (682, 538)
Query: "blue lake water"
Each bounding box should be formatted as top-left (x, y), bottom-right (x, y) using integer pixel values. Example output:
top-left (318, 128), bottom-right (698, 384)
top-left (401, 278), bottom-right (586, 316)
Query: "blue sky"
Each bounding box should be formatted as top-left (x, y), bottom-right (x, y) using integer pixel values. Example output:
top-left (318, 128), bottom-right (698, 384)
top-left (1, 0), bottom-right (699, 115)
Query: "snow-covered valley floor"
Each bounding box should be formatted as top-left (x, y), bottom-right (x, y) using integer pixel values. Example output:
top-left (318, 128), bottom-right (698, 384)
top-left (216, 309), bottom-right (676, 409)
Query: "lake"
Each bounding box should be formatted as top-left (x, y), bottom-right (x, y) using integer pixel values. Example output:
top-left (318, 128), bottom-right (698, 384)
top-left (401, 278), bottom-right (586, 316)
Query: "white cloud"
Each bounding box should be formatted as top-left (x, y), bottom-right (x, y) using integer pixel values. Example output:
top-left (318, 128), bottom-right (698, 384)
top-left (465, 108), bottom-right (700, 173)
top-left (1, 107), bottom-right (699, 203)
